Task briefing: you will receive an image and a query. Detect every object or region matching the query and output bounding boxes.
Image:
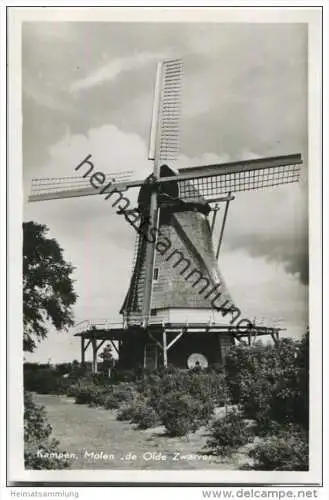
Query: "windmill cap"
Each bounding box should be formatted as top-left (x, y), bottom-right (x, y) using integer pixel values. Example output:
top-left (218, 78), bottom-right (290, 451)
top-left (159, 164), bottom-right (179, 177)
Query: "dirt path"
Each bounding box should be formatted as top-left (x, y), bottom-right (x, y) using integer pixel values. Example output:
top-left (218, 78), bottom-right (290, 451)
top-left (34, 393), bottom-right (248, 470)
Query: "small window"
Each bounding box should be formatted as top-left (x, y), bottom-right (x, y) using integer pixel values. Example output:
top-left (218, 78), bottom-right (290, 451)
top-left (153, 267), bottom-right (159, 281)
top-left (150, 309), bottom-right (157, 316)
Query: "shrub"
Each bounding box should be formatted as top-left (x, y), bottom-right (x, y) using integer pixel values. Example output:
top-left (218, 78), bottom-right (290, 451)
top-left (187, 371), bottom-right (227, 407)
top-left (74, 384), bottom-right (105, 406)
top-left (238, 377), bottom-right (273, 424)
top-left (224, 343), bottom-right (269, 404)
top-left (66, 382), bottom-right (80, 398)
top-left (69, 377), bottom-right (109, 406)
top-left (132, 404), bottom-right (159, 429)
top-left (68, 376), bottom-right (138, 409)
top-left (103, 383), bottom-right (137, 410)
top-left (131, 368), bottom-right (226, 437)
top-left (225, 334), bottom-right (309, 431)
top-left (24, 391), bottom-right (70, 470)
top-left (158, 391), bottom-right (213, 436)
top-left (24, 365), bottom-right (62, 395)
top-left (206, 410), bottom-right (252, 457)
top-left (24, 362), bottom-right (87, 395)
top-left (116, 404), bottom-right (137, 421)
top-left (139, 368), bottom-right (226, 414)
top-left (116, 396), bottom-right (148, 421)
top-left (110, 368), bottom-right (137, 383)
top-left (255, 419), bottom-right (285, 438)
top-left (116, 396), bottom-right (159, 429)
top-left (248, 425), bottom-right (308, 470)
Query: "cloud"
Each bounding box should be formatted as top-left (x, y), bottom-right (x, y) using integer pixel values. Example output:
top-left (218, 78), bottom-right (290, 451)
top-left (227, 233), bottom-right (309, 286)
top-left (25, 123), bottom-right (150, 185)
top-left (223, 180), bottom-right (308, 285)
top-left (221, 248), bottom-right (308, 333)
top-left (177, 150), bottom-right (308, 285)
top-left (70, 51), bottom-right (167, 93)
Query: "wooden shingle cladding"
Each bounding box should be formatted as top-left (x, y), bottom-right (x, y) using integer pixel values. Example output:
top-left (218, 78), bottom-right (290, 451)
top-left (121, 207), bottom-right (236, 326)
top-left (151, 210), bottom-right (233, 309)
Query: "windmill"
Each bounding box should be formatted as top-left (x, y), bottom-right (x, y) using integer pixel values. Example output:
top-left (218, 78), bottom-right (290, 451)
top-left (29, 58), bottom-right (303, 371)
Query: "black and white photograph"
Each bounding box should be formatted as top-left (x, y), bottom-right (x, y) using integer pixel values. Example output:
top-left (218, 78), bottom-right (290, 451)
top-left (5, 6), bottom-right (323, 486)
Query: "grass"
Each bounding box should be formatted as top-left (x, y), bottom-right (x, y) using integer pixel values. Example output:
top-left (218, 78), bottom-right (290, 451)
top-left (33, 394), bottom-right (251, 470)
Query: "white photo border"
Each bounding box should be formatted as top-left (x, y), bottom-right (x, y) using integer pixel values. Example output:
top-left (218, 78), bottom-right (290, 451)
top-left (4, 3), bottom-right (324, 487)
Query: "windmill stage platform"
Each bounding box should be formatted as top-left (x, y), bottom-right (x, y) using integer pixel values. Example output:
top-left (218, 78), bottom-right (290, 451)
top-left (73, 318), bottom-right (282, 373)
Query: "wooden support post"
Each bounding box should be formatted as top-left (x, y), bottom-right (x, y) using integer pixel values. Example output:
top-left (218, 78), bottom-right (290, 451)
top-left (108, 340), bottom-right (119, 356)
top-left (216, 192), bottom-right (232, 260)
top-left (147, 330), bottom-right (164, 351)
top-left (92, 337), bottom-right (98, 374)
top-left (234, 334), bottom-right (247, 346)
top-left (210, 204), bottom-right (219, 235)
top-left (81, 337), bottom-right (85, 365)
top-left (162, 330), bottom-right (168, 368)
top-left (95, 339), bottom-right (106, 353)
top-left (166, 331), bottom-right (183, 351)
top-left (252, 327), bottom-right (258, 345)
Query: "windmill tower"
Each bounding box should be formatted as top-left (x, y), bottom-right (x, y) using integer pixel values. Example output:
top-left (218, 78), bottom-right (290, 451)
top-left (29, 58), bottom-right (303, 372)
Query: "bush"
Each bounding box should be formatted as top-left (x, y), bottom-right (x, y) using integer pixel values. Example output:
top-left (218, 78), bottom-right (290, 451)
top-left (248, 425), bottom-right (308, 470)
top-left (225, 343), bottom-right (270, 404)
top-left (24, 362), bottom-right (88, 395)
top-left (69, 378), bottom-right (138, 409)
top-left (206, 410), bottom-right (252, 457)
top-left (110, 368), bottom-right (137, 383)
top-left (116, 396), bottom-right (148, 422)
top-left (68, 376), bottom-right (110, 406)
top-left (158, 391), bottom-right (213, 436)
top-left (116, 404), bottom-right (137, 421)
top-left (130, 368), bottom-right (226, 436)
top-left (139, 368), bottom-right (226, 414)
top-left (116, 397), bottom-right (159, 429)
top-left (24, 391), bottom-right (70, 470)
top-left (103, 383), bottom-right (137, 410)
top-left (131, 404), bottom-right (159, 429)
top-left (74, 384), bottom-right (107, 406)
top-left (24, 364), bottom-right (62, 395)
top-left (187, 370), bottom-right (227, 407)
top-left (225, 334), bottom-right (309, 431)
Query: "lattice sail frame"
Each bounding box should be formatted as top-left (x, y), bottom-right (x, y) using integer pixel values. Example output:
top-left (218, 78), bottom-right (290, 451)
top-left (30, 171), bottom-right (133, 200)
top-left (148, 58), bottom-right (183, 164)
top-left (177, 154), bottom-right (302, 202)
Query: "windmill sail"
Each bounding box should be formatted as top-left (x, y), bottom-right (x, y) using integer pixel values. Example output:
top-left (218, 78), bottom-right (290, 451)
top-left (177, 154), bottom-right (302, 201)
top-left (29, 170), bottom-right (136, 202)
top-left (140, 59), bottom-right (184, 326)
top-left (148, 58), bottom-right (183, 162)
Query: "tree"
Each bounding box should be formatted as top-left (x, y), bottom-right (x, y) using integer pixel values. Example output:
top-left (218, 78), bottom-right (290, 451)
top-left (23, 221), bottom-right (77, 352)
top-left (99, 344), bottom-right (115, 375)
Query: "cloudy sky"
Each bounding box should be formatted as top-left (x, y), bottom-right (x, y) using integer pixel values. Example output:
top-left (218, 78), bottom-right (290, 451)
top-left (22, 21), bottom-right (308, 363)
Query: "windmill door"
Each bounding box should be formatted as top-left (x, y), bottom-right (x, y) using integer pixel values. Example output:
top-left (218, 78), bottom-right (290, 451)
top-left (144, 343), bottom-right (158, 370)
